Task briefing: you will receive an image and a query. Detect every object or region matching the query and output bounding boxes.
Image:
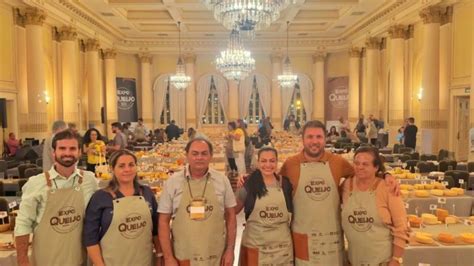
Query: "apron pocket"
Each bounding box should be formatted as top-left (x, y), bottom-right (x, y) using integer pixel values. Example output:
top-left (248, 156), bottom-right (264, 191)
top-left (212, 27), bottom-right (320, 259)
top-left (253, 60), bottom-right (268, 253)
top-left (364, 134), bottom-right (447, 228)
top-left (292, 232), bottom-right (309, 261)
top-left (239, 245), bottom-right (259, 266)
top-left (178, 259), bottom-right (191, 266)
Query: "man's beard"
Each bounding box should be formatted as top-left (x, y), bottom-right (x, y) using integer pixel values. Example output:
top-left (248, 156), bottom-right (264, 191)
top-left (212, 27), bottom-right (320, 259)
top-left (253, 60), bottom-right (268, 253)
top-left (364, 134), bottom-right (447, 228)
top-left (55, 155), bottom-right (78, 167)
top-left (304, 144), bottom-right (324, 158)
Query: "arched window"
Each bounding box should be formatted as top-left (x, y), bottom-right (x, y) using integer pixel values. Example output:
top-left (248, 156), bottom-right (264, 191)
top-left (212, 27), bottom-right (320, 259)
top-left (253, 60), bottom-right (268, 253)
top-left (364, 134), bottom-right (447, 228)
top-left (246, 76), bottom-right (265, 124)
top-left (159, 77), bottom-right (171, 125)
top-left (201, 77), bottom-right (226, 124)
top-left (287, 82), bottom-right (307, 123)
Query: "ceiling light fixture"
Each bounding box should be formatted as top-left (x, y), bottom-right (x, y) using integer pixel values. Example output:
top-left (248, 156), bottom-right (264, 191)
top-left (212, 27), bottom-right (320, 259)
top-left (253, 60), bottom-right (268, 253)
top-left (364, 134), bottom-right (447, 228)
top-left (170, 21), bottom-right (191, 90)
top-left (216, 29), bottom-right (255, 81)
top-left (277, 21), bottom-right (298, 89)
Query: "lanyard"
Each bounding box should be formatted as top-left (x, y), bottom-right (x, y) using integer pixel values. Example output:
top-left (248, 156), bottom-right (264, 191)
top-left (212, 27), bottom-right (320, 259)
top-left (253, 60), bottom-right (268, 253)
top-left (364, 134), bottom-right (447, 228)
top-left (185, 168), bottom-right (209, 199)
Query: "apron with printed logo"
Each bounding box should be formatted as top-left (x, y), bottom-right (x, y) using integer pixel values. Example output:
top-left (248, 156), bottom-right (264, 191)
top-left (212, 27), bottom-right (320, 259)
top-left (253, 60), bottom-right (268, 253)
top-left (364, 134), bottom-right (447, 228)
top-left (32, 172), bottom-right (85, 266)
top-left (100, 191), bottom-right (153, 266)
top-left (341, 178), bottom-right (392, 266)
top-left (172, 174), bottom-right (226, 266)
top-left (240, 181), bottom-right (293, 265)
top-left (292, 162), bottom-right (343, 266)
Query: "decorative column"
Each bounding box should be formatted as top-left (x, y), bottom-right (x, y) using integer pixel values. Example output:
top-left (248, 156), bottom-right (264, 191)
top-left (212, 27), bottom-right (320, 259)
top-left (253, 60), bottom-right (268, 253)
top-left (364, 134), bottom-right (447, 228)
top-left (379, 38), bottom-right (388, 121)
top-left (25, 7), bottom-right (47, 138)
top-left (439, 6), bottom-right (452, 150)
top-left (419, 6), bottom-right (442, 154)
top-left (364, 37), bottom-right (381, 117)
top-left (361, 48), bottom-right (367, 116)
top-left (388, 25), bottom-right (406, 144)
top-left (59, 26), bottom-right (79, 125)
top-left (184, 53), bottom-right (197, 129)
top-left (228, 81), bottom-right (239, 121)
top-left (312, 53), bottom-right (326, 121)
top-left (470, 2), bottom-right (474, 161)
top-left (104, 49), bottom-right (117, 137)
top-left (270, 53), bottom-right (282, 129)
top-left (404, 25), bottom-right (415, 118)
top-left (138, 53), bottom-right (153, 129)
top-left (348, 47), bottom-right (361, 128)
top-left (85, 39), bottom-right (103, 132)
top-left (15, 13), bottom-right (28, 136)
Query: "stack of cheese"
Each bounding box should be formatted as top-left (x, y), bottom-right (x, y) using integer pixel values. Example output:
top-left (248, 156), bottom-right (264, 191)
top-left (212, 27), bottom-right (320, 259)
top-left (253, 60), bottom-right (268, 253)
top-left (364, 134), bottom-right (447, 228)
top-left (421, 213), bottom-right (439, 225)
top-left (408, 215), bottom-right (422, 228)
top-left (415, 232), bottom-right (435, 244)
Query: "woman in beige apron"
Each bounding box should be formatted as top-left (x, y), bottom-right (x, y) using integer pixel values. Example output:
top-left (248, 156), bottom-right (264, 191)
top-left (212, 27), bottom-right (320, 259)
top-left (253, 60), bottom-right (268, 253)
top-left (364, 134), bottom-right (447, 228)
top-left (84, 150), bottom-right (161, 266)
top-left (236, 147), bottom-right (294, 265)
top-left (341, 147), bottom-right (406, 266)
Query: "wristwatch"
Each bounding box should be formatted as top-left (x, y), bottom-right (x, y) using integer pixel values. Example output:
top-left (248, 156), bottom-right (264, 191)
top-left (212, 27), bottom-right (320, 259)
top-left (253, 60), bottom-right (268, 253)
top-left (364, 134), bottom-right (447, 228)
top-left (155, 252), bottom-right (164, 258)
top-left (392, 256), bottom-right (403, 264)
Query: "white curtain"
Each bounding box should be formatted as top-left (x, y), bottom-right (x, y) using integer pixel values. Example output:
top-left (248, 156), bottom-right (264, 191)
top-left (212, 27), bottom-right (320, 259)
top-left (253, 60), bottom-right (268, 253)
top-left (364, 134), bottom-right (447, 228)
top-left (238, 75), bottom-right (254, 118)
top-left (152, 75), bottom-right (170, 128)
top-left (196, 75), bottom-right (212, 127)
top-left (256, 74), bottom-right (271, 117)
top-left (169, 87), bottom-right (186, 129)
top-left (281, 85), bottom-right (296, 119)
top-left (214, 75), bottom-right (229, 119)
top-left (298, 74), bottom-right (313, 120)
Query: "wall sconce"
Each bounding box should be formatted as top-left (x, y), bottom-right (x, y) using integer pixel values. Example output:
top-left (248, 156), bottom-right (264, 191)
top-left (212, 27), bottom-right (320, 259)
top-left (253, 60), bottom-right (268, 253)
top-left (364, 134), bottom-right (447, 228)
top-left (417, 88), bottom-right (423, 101)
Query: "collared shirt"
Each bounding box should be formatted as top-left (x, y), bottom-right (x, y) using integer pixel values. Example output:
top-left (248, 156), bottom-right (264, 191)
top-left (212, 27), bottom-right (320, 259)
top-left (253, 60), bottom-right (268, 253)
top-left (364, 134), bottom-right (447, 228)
top-left (14, 167), bottom-right (98, 236)
top-left (279, 150), bottom-right (354, 195)
top-left (158, 165), bottom-right (236, 216)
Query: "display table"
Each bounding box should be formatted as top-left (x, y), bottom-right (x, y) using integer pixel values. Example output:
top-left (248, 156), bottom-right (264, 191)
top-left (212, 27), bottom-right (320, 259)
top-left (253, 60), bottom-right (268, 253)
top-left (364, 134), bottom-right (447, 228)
top-left (405, 196), bottom-right (473, 216)
top-left (404, 223), bottom-right (474, 266)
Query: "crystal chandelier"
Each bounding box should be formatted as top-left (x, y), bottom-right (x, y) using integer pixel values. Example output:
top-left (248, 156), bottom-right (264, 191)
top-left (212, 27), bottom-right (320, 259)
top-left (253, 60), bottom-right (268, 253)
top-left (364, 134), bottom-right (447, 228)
top-left (204, 0), bottom-right (292, 36)
top-left (216, 29), bottom-right (255, 81)
top-left (170, 21), bottom-right (191, 90)
top-left (277, 21), bottom-right (297, 89)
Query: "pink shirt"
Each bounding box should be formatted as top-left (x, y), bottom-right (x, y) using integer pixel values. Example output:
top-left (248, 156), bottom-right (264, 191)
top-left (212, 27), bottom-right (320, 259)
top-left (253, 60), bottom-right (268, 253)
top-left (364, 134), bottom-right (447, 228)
top-left (7, 138), bottom-right (20, 155)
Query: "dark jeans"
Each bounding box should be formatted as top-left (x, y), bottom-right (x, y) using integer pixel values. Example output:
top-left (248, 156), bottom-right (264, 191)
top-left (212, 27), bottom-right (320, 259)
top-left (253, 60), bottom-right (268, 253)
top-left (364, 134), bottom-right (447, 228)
top-left (227, 158), bottom-right (238, 171)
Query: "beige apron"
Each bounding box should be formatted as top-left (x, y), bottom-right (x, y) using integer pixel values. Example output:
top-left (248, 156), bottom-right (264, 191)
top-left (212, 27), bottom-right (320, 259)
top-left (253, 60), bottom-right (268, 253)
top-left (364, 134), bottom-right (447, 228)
top-left (240, 181), bottom-right (293, 266)
top-left (171, 174), bottom-right (226, 266)
top-left (292, 162), bottom-right (343, 266)
top-left (100, 190), bottom-right (153, 266)
top-left (341, 179), bottom-right (392, 266)
top-left (32, 171), bottom-right (85, 266)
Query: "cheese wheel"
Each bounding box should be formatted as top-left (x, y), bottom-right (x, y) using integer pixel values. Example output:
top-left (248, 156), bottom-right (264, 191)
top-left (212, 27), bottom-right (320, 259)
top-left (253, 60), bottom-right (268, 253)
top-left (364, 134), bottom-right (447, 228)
top-left (422, 213), bottom-right (438, 225)
top-left (443, 190), bottom-right (457, 197)
top-left (469, 216), bottom-right (474, 222)
top-left (435, 208), bottom-right (449, 222)
top-left (415, 190), bottom-right (430, 198)
top-left (400, 184), bottom-right (413, 191)
top-left (430, 189), bottom-right (444, 196)
top-left (408, 215), bottom-right (421, 228)
top-left (450, 187), bottom-right (464, 196)
top-left (438, 232), bottom-right (455, 243)
top-left (460, 233), bottom-right (474, 244)
top-left (445, 215), bottom-right (458, 224)
top-left (433, 182), bottom-right (446, 190)
top-left (424, 183), bottom-right (435, 190)
top-left (400, 190), bottom-right (409, 198)
top-left (414, 184), bottom-right (425, 190)
top-left (415, 232), bottom-right (434, 244)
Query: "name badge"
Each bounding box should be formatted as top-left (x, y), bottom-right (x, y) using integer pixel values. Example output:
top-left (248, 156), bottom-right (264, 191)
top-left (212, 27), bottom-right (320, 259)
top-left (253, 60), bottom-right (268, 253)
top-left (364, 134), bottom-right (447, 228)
top-left (189, 199), bottom-right (206, 220)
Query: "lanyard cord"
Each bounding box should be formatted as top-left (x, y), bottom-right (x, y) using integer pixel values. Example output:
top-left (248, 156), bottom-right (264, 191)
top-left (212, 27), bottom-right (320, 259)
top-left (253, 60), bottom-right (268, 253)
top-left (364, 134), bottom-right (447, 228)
top-left (185, 168), bottom-right (209, 199)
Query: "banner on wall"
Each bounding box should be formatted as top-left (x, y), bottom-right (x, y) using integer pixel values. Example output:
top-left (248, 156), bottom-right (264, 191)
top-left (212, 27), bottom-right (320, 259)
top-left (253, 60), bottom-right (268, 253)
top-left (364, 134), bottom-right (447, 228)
top-left (116, 78), bottom-right (138, 122)
top-left (325, 76), bottom-right (349, 129)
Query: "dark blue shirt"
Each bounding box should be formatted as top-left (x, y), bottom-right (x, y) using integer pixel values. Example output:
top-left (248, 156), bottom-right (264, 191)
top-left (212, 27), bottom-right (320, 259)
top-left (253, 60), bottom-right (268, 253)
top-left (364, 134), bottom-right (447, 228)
top-left (83, 185), bottom-right (158, 247)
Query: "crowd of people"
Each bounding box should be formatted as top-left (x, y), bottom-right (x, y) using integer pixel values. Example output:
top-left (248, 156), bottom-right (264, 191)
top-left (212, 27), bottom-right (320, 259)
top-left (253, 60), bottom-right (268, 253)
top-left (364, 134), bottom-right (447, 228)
top-left (11, 117), bottom-right (408, 266)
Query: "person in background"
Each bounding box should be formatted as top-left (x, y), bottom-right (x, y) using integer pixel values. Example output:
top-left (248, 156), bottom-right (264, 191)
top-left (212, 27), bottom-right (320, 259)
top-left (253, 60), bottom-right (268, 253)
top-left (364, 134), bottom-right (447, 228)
top-left (283, 114), bottom-right (300, 134)
top-left (84, 150), bottom-right (161, 266)
top-left (158, 138), bottom-right (236, 266)
top-left (6, 132), bottom-right (21, 156)
top-left (327, 126), bottom-right (340, 143)
top-left (341, 147), bottom-right (408, 266)
top-left (107, 122), bottom-right (127, 154)
top-left (15, 130), bottom-right (98, 266)
top-left (165, 120), bottom-right (181, 141)
top-left (122, 122), bottom-right (134, 142)
top-left (43, 120), bottom-right (67, 170)
top-left (225, 122), bottom-right (238, 174)
top-left (367, 115), bottom-right (378, 146)
top-left (134, 118), bottom-right (149, 142)
top-left (236, 147), bottom-right (293, 265)
top-left (354, 116), bottom-right (367, 141)
top-left (187, 127), bottom-right (196, 140)
top-left (237, 119), bottom-right (253, 171)
top-left (232, 120), bottom-right (247, 175)
top-left (403, 117), bottom-right (418, 149)
top-left (338, 116), bottom-right (350, 136)
top-left (396, 127), bottom-right (404, 144)
top-left (83, 128), bottom-right (106, 172)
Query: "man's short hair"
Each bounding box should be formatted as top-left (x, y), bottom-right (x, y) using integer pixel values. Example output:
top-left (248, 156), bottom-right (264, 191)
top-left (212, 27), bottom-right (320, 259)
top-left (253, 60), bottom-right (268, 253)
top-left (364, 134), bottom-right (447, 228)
top-left (138, 118), bottom-right (143, 122)
top-left (111, 122), bottom-right (122, 130)
top-left (185, 137), bottom-right (213, 155)
top-left (302, 120), bottom-right (326, 137)
top-left (52, 120), bottom-right (67, 132)
top-left (408, 117), bottom-right (415, 123)
top-left (171, 120), bottom-right (176, 124)
top-left (67, 122), bottom-right (77, 129)
top-left (52, 129), bottom-right (82, 150)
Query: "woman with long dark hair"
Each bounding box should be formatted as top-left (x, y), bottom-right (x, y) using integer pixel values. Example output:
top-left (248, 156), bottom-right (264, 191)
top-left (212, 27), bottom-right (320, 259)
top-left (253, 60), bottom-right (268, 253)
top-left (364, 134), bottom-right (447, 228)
top-left (83, 128), bottom-right (106, 172)
top-left (235, 147), bottom-right (293, 265)
top-left (83, 150), bottom-right (162, 266)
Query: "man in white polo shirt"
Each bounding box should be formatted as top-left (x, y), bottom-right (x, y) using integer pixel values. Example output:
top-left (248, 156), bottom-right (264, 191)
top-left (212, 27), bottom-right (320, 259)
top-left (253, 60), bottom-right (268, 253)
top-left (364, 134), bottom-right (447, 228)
top-left (158, 137), bottom-right (237, 266)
